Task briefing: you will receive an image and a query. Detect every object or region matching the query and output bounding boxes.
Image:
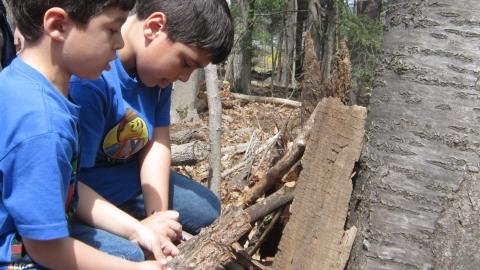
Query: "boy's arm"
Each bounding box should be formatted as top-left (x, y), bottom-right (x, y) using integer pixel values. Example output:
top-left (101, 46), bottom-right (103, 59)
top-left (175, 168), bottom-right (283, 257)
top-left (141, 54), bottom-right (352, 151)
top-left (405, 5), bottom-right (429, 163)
top-left (76, 182), bottom-right (179, 258)
top-left (23, 237), bottom-right (167, 270)
top-left (139, 127), bottom-right (183, 241)
top-left (139, 126), bottom-right (171, 214)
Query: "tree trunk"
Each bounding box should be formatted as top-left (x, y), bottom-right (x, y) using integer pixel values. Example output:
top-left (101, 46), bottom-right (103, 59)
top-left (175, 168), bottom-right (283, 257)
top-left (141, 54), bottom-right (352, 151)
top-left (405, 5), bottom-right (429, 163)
top-left (347, 0), bottom-right (480, 269)
top-left (232, 0), bottom-right (255, 94)
top-left (205, 64), bottom-right (222, 197)
top-left (280, 0), bottom-right (297, 88)
top-left (356, 0), bottom-right (382, 20)
top-left (307, 0), bottom-right (324, 61)
top-left (295, 0), bottom-right (308, 79)
top-left (170, 69), bottom-right (201, 124)
top-left (319, 0), bottom-right (337, 83)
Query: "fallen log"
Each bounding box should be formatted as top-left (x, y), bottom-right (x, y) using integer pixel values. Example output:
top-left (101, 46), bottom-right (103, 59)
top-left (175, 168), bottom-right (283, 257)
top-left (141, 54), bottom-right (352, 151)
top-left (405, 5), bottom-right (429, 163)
top-left (171, 141), bottom-right (209, 166)
top-left (167, 186), bottom-right (295, 270)
top-left (170, 128), bottom-right (207, 145)
top-left (230, 92), bottom-right (301, 108)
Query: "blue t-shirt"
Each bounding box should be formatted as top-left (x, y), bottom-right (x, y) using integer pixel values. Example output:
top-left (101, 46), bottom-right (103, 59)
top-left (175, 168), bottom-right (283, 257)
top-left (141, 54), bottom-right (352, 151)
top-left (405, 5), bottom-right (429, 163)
top-left (0, 57), bottom-right (80, 264)
top-left (70, 58), bottom-right (172, 205)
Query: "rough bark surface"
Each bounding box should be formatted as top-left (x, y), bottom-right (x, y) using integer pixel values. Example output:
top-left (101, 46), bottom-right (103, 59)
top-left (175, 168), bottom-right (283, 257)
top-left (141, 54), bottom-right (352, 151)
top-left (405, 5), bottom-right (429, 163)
top-left (273, 98), bottom-right (366, 270)
top-left (168, 206), bottom-right (252, 270)
top-left (347, 1), bottom-right (480, 269)
top-left (301, 32), bottom-right (351, 121)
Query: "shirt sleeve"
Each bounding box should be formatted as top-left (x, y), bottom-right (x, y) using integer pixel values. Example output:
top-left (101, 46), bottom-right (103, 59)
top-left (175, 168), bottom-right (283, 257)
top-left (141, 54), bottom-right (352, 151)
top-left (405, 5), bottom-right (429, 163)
top-left (2, 133), bottom-right (74, 240)
top-left (69, 80), bottom-right (108, 168)
top-left (155, 84), bottom-right (172, 127)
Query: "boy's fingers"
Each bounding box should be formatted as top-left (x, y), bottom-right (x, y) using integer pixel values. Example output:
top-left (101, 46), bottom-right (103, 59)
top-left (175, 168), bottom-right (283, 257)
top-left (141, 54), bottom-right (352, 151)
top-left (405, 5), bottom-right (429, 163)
top-left (163, 210), bottom-right (179, 221)
top-left (152, 246), bottom-right (167, 262)
top-left (165, 228), bottom-right (179, 241)
top-left (166, 220), bottom-right (182, 236)
top-left (163, 242), bottom-right (180, 257)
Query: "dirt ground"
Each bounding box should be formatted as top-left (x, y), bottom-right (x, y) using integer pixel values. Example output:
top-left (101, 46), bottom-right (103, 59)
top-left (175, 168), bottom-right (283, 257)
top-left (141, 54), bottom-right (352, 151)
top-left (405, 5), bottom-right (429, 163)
top-left (171, 87), bottom-right (301, 206)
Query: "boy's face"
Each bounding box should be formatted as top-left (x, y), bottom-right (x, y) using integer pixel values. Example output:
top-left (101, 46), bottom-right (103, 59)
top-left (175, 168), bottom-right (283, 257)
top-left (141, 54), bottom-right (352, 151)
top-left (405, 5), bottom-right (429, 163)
top-left (136, 31), bottom-right (211, 88)
top-left (62, 7), bottom-right (129, 79)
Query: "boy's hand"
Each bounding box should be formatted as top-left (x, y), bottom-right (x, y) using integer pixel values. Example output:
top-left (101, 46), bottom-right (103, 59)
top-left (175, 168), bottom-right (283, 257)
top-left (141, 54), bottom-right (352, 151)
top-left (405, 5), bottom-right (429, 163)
top-left (131, 225), bottom-right (180, 260)
top-left (142, 210), bottom-right (182, 243)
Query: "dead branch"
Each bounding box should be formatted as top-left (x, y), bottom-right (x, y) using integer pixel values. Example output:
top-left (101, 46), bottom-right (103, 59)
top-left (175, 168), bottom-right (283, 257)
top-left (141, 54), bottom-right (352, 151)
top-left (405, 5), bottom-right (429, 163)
top-left (205, 64), bottom-right (222, 197)
top-left (243, 103), bottom-right (320, 206)
top-left (170, 128), bottom-right (207, 145)
top-left (167, 185), bottom-right (295, 270)
top-left (221, 132), bottom-right (282, 178)
top-left (221, 143), bottom-right (249, 156)
top-left (171, 141), bottom-right (209, 166)
top-left (230, 92), bottom-right (301, 108)
top-left (231, 243), bottom-right (270, 270)
top-left (247, 208), bottom-right (283, 256)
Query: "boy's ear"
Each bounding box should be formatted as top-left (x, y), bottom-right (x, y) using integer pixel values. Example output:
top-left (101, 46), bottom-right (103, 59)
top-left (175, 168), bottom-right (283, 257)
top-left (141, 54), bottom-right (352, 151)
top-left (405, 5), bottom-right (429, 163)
top-left (43, 7), bottom-right (70, 42)
top-left (143, 12), bottom-right (167, 40)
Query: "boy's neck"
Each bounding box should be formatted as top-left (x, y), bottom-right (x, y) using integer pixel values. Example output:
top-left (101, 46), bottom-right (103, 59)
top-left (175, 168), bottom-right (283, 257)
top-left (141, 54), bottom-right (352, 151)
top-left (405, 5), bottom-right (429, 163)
top-left (119, 15), bottom-right (140, 78)
top-left (20, 43), bottom-right (71, 97)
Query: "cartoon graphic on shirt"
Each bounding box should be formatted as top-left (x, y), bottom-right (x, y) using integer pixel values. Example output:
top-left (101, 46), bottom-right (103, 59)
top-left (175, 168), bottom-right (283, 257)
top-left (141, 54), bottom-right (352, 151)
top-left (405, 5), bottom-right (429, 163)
top-left (103, 108), bottom-right (149, 160)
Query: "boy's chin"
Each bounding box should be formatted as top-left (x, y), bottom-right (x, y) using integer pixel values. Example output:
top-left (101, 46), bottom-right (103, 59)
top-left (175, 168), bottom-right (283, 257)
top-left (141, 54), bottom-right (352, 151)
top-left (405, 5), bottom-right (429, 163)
top-left (158, 80), bottom-right (171, 88)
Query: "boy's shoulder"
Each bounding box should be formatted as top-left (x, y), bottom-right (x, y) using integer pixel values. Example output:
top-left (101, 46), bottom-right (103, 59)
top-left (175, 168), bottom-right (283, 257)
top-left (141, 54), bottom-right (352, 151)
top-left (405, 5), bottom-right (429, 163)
top-left (0, 58), bottom-right (80, 151)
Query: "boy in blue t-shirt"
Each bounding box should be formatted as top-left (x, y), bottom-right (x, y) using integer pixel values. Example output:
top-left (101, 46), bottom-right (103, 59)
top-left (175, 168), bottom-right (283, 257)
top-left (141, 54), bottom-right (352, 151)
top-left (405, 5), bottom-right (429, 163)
top-left (0, 1), bottom-right (178, 269)
top-left (69, 0), bottom-right (234, 238)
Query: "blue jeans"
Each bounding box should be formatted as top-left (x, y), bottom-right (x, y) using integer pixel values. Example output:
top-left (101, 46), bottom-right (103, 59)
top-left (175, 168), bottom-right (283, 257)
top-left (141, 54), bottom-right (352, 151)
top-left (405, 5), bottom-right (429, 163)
top-left (119, 170), bottom-right (221, 234)
top-left (69, 218), bottom-right (145, 261)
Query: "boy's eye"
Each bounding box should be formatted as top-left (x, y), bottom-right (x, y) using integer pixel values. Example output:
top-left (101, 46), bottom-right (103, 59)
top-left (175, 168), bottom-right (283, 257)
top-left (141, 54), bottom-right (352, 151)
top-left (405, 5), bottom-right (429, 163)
top-left (182, 59), bottom-right (190, 68)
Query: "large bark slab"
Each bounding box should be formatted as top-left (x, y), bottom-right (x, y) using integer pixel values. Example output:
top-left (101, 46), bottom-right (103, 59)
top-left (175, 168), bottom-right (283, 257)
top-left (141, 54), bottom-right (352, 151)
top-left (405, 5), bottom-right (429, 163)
top-left (348, 0), bottom-right (480, 269)
top-left (273, 97), bottom-right (366, 269)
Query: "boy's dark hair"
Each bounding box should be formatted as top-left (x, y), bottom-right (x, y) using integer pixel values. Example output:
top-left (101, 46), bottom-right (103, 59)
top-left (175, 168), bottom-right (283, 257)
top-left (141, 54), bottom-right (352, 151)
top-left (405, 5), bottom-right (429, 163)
top-left (7, 0), bottom-right (136, 43)
top-left (136, 0), bottom-right (234, 64)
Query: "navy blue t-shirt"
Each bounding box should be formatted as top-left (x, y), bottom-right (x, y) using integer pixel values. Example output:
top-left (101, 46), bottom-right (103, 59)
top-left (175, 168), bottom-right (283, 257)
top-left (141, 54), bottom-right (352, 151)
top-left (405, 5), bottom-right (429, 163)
top-left (0, 57), bottom-right (80, 264)
top-left (70, 58), bottom-right (172, 205)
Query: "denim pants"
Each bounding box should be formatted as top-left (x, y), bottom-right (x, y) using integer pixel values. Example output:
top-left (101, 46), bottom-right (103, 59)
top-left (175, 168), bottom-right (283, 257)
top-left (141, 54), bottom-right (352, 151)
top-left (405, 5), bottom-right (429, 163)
top-left (119, 170), bottom-right (221, 234)
top-left (17, 171), bottom-right (220, 269)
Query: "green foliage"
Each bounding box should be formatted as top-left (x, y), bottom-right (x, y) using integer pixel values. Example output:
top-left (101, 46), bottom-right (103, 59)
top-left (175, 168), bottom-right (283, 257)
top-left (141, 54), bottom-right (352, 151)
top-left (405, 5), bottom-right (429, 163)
top-left (338, 2), bottom-right (383, 99)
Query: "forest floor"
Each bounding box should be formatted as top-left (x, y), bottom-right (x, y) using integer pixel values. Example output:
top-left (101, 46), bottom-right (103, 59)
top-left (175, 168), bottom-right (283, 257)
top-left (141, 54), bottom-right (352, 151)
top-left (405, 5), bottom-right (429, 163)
top-left (170, 85), bottom-right (301, 265)
top-left (172, 85), bottom-right (301, 205)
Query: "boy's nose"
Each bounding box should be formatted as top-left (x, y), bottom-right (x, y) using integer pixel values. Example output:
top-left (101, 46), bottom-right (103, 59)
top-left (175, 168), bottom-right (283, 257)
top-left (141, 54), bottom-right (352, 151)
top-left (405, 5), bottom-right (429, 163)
top-left (114, 34), bottom-right (125, 50)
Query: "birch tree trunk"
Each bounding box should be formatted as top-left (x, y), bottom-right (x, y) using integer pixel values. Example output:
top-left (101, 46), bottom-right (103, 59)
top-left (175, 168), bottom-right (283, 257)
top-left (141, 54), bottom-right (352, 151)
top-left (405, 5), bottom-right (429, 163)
top-left (170, 70), bottom-right (201, 124)
top-left (348, 0), bottom-right (480, 268)
top-left (205, 64), bottom-right (222, 197)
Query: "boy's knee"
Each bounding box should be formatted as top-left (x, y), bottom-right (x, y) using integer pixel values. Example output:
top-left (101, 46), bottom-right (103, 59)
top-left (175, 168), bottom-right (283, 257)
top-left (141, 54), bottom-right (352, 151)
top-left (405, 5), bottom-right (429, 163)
top-left (193, 194), bottom-right (221, 229)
